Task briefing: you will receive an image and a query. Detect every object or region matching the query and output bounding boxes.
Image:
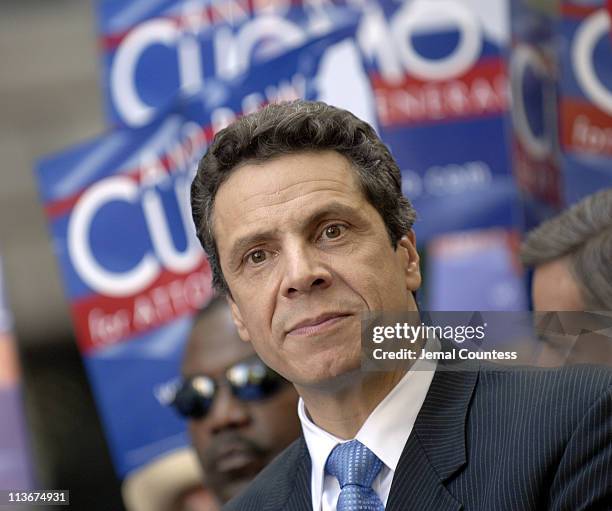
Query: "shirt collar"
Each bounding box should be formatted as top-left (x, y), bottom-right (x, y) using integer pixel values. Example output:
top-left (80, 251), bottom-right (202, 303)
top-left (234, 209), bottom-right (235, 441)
top-left (298, 398), bottom-right (342, 510)
top-left (298, 337), bottom-right (439, 508)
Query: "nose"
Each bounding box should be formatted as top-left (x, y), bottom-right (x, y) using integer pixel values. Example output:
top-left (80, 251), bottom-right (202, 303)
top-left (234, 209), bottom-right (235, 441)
top-left (203, 385), bottom-right (251, 434)
top-left (281, 242), bottom-right (332, 298)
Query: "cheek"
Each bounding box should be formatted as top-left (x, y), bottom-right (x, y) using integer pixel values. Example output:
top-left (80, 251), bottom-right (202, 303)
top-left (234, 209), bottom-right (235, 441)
top-left (238, 302), bottom-right (286, 367)
top-left (188, 422), bottom-right (212, 453)
top-left (343, 259), bottom-right (403, 311)
top-left (335, 243), bottom-right (384, 290)
top-left (533, 270), bottom-right (567, 310)
top-left (236, 280), bottom-right (278, 333)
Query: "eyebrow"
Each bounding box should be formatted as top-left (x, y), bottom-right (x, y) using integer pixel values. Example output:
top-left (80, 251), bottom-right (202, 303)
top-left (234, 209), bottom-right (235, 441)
top-left (226, 201), bottom-right (363, 268)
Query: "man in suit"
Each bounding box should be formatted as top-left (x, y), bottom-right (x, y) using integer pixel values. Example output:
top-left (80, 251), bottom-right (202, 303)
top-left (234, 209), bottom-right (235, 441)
top-left (190, 100), bottom-right (611, 510)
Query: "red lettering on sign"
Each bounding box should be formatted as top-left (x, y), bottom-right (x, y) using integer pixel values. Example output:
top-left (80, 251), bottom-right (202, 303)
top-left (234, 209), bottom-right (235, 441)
top-left (561, 99), bottom-right (612, 156)
top-left (371, 57), bottom-right (508, 127)
top-left (72, 260), bottom-right (213, 353)
top-left (44, 124), bottom-right (212, 220)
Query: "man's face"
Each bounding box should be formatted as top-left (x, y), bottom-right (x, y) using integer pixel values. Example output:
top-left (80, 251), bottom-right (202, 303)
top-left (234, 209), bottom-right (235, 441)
top-left (182, 305), bottom-right (300, 503)
top-left (213, 150), bottom-right (421, 389)
top-left (532, 256), bottom-right (585, 311)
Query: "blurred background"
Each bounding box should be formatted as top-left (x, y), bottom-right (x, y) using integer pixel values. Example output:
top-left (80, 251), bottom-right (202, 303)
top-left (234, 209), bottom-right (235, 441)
top-left (0, 0), bottom-right (610, 509)
top-left (1, 1), bottom-right (125, 509)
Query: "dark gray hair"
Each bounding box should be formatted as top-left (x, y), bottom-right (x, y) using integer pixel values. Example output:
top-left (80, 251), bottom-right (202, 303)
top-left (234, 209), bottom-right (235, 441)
top-left (191, 100), bottom-right (416, 295)
top-left (520, 188), bottom-right (612, 309)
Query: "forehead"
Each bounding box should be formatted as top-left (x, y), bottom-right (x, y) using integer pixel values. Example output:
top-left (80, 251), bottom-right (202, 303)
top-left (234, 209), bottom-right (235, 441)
top-left (532, 257), bottom-right (585, 311)
top-left (182, 305), bottom-right (254, 376)
top-left (212, 151), bottom-right (366, 244)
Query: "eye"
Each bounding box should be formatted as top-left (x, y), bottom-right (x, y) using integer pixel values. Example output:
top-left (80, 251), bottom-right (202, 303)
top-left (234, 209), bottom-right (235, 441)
top-left (321, 224), bottom-right (346, 240)
top-left (246, 249), bottom-right (267, 265)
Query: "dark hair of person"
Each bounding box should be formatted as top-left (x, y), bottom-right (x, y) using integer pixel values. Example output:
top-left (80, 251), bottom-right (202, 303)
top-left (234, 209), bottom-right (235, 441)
top-left (191, 100), bottom-right (416, 295)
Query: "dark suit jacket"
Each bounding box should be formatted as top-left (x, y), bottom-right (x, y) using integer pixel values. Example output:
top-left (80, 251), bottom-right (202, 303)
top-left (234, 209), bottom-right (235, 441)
top-left (224, 364), bottom-right (612, 510)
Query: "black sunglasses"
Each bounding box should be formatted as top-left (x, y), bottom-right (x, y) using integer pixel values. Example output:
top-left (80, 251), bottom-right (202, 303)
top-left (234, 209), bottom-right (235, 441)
top-left (172, 356), bottom-right (287, 420)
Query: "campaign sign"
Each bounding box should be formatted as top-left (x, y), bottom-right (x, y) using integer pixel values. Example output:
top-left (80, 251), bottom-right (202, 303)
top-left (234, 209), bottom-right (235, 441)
top-left (37, 115), bottom-right (212, 476)
top-left (359, 0), bottom-right (520, 243)
top-left (37, 24), bottom-right (366, 477)
top-left (96, 0), bottom-right (363, 127)
top-left (559, 0), bottom-right (612, 157)
top-left (508, 0), bottom-right (562, 229)
top-left (558, 1), bottom-right (612, 202)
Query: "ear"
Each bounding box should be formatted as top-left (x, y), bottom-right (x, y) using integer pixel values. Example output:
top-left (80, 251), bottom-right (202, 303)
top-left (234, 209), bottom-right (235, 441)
top-left (397, 230), bottom-right (421, 292)
top-left (226, 296), bottom-right (252, 343)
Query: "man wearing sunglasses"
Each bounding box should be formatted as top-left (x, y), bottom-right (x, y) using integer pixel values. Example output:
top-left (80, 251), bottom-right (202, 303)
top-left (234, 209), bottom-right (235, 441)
top-left (175, 296), bottom-right (301, 507)
top-left (190, 100), bottom-right (612, 510)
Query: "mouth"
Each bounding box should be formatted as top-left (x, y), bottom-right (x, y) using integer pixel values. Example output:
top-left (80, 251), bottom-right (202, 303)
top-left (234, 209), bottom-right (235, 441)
top-left (213, 445), bottom-right (260, 474)
top-left (287, 313), bottom-right (352, 337)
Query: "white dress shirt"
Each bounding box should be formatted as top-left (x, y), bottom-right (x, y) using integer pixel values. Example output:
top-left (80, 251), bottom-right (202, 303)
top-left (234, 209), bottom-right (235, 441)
top-left (298, 339), bottom-right (438, 511)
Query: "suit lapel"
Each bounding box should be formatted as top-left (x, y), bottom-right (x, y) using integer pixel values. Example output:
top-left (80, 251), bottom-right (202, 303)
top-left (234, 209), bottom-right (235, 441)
top-left (265, 437), bottom-right (312, 511)
top-left (268, 363), bottom-right (479, 511)
top-left (386, 364), bottom-right (479, 511)
top-left (385, 433), bottom-right (462, 511)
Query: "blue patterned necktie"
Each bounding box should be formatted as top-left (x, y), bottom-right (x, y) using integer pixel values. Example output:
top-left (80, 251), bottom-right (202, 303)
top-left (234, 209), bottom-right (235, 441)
top-left (325, 440), bottom-right (385, 510)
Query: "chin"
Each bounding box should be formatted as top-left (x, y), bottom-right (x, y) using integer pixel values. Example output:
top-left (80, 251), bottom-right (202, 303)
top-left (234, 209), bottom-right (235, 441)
top-left (295, 355), bottom-right (362, 390)
top-left (219, 477), bottom-right (253, 503)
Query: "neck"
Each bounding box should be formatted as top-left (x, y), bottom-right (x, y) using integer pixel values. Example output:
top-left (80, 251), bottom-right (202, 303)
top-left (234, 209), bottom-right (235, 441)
top-left (296, 369), bottom-right (406, 439)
